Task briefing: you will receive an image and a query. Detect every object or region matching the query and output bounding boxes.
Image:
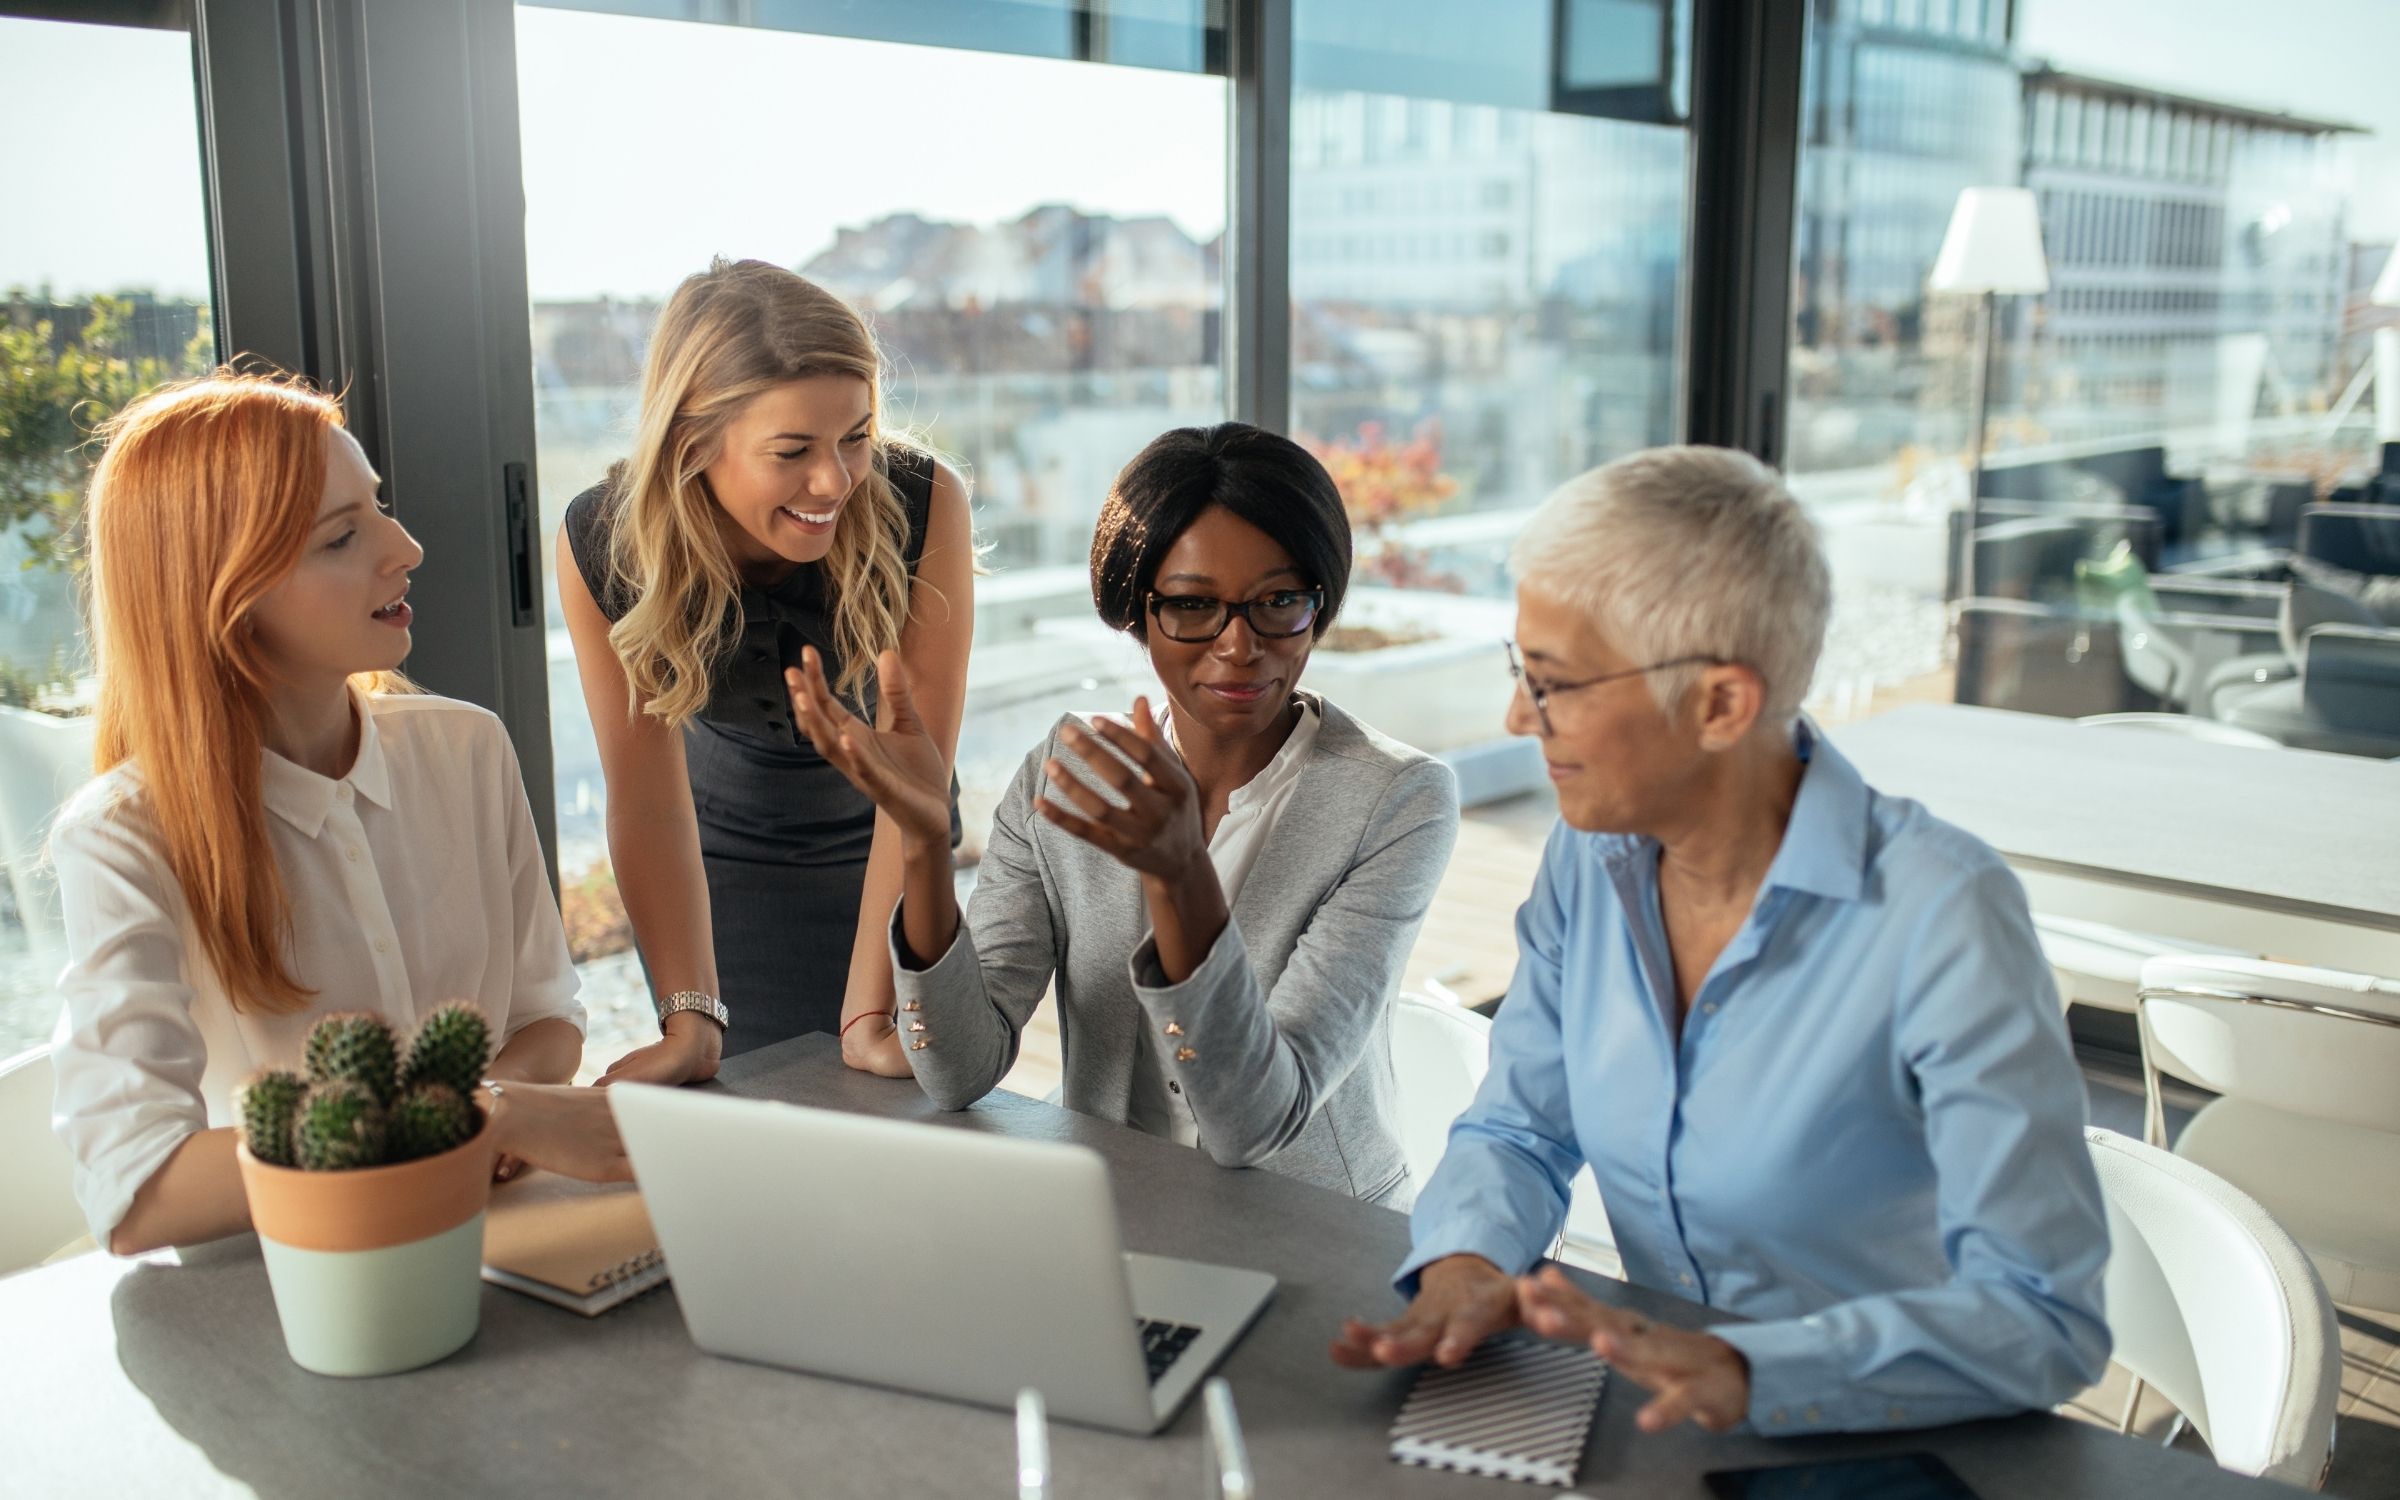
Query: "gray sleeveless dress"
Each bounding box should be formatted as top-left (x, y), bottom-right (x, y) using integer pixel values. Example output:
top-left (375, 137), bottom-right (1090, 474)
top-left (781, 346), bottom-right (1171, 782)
top-left (562, 448), bottom-right (959, 1056)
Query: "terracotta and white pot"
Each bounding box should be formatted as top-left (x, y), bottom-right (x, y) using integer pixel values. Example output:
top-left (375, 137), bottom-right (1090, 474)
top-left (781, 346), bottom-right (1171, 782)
top-left (236, 1127), bottom-right (495, 1377)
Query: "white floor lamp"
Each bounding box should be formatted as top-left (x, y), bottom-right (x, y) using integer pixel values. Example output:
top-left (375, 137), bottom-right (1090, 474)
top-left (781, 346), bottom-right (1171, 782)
top-left (1930, 187), bottom-right (2051, 605)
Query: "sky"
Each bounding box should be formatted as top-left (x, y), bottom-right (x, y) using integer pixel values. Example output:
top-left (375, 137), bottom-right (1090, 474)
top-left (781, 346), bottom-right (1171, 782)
top-left (1, 2), bottom-right (2393, 303)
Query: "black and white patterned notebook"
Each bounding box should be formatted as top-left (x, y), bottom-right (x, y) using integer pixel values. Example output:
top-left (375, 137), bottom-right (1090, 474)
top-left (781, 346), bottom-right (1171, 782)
top-left (1388, 1337), bottom-right (1608, 1488)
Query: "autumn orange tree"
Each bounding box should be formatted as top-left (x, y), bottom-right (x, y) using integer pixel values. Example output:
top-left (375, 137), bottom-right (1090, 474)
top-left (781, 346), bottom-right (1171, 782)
top-left (1301, 418), bottom-right (1463, 590)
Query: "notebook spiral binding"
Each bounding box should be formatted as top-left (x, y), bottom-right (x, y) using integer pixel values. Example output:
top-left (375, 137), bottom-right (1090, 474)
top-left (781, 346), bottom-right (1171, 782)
top-left (586, 1247), bottom-right (666, 1294)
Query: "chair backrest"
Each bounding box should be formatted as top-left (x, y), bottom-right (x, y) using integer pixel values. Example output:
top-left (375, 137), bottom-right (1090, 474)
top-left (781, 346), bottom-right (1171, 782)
top-left (1955, 598), bottom-right (2143, 719)
top-left (2140, 955), bottom-right (2400, 1135)
top-left (2297, 503), bottom-right (2400, 578)
top-left (0, 1046), bottom-right (90, 1274)
top-left (2076, 713), bottom-right (2280, 749)
top-left (2299, 623), bottom-right (2400, 734)
top-left (1388, 992), bottom-right (1491, 1188)
top-left (2086, 1128), bottom-right (2340, 1487)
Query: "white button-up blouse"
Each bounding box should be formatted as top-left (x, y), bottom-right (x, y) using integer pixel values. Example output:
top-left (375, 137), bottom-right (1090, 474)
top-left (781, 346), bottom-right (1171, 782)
top-left (48, 690), bottom-right (585, 1241)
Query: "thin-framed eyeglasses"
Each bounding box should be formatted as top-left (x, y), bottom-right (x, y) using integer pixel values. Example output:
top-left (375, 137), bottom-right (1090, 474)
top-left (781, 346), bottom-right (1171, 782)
top-left (1503, 639), bottom-right (1734, 736)
top-left (1146, 586), bottom-right (1325, 643)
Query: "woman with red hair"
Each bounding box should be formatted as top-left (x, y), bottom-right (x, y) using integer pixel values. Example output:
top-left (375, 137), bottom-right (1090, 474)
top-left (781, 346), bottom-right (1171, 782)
top-left (50, 370), bottom-right (626, 1256)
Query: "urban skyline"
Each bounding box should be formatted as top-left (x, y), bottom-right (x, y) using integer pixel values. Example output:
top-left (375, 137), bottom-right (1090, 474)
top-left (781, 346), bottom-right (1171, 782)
top-left (4, 4), bottom-right (2395, 303)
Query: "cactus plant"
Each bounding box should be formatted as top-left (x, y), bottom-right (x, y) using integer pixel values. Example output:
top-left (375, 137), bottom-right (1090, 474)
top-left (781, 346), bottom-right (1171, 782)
top-left (387, 1080), bottom-right (477, 1163)
top-left (237, 1069), bottom-right (308, 1167)
top-left (401, 1003), bottom-right (492, 1098)
top-left (305, 1011), bottom-right (400, 1105)
top-left (294, 1078), bottom-right (388, 1172)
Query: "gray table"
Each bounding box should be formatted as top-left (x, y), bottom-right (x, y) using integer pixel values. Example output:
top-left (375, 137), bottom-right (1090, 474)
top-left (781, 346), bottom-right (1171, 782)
top-left (3, 1036), bottom-right (2303, 1498)
top-left (1834, 703), bottom-right (2400, 974)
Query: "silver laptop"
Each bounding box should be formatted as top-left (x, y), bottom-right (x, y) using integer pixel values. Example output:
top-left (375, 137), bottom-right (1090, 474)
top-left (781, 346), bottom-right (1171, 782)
top-left (608, 1085), bottom-right (1277, 1434)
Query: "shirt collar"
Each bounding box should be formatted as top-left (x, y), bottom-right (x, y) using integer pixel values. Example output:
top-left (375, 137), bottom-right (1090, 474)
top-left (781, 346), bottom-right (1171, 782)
top-left (1757, 717), bottom-right (1871, 904)
top-left (260, 688), bottom-right (394, 837)
top-left (1156, 694), bottom-right (1322, 812)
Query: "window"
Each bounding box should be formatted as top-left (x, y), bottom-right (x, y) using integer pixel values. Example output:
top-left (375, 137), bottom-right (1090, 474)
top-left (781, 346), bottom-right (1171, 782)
top-left (1291, 0), bottom-right (1692, 604)
top-left (1785, 0), bottom-right (2393, 747)
top-left (516, 3), bottom-right (1225, 1044)
top-left (0, 13), bottom-right (216, 1058)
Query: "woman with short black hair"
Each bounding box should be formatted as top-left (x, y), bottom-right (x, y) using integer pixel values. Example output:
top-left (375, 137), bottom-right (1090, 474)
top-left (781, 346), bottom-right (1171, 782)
top-left (787, 422), bottom-right (1460, 1203)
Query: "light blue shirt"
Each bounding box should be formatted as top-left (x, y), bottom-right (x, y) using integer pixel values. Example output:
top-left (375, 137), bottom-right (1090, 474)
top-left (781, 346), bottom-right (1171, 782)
top-left (1399, 724), bottom-right (2111, 1434)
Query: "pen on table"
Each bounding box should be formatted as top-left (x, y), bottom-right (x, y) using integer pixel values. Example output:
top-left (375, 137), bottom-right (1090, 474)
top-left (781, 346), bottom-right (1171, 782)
top-left (1203, 1377), bottom-right (1254, 1500)
top-left (1016, 1387), bottom-right (1050, 1500)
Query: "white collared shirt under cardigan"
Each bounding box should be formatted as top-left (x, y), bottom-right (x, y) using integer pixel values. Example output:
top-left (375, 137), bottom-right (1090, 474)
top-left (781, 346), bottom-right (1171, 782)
top-left (49, 691), bottom-right (586, 1244)
top-left (892, 693), bottom-right (1460, 1204)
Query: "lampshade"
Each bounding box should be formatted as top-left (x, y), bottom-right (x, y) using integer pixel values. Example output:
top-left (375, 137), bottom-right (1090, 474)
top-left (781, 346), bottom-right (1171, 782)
top-left (2373, 243), bottom-right (2400, 308)
top-left (1929, 187), bottom-right (2050, 296)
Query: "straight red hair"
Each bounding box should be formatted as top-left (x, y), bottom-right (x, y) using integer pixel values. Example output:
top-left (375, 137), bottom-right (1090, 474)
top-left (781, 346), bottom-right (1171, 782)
top-left (86, 370), bottom-right (396, 1014)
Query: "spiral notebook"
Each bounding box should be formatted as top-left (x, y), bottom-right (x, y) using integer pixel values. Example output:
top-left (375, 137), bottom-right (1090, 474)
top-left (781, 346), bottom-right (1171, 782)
top-left (1388, 1336), bottom-right (1608, 1488)
top-left (481, 1171), bottom-right (669, 1316)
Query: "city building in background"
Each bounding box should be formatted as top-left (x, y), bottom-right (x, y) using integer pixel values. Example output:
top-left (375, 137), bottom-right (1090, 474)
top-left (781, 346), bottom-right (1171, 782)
top-left (1787, 0), bottom-right (2021, 479)
top-left (2023, 67), bottom-right (2356, 453)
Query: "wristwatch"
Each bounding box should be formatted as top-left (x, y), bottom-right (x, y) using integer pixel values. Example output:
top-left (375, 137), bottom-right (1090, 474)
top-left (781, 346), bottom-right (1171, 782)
top-left (656, 989), bottom-right (731, 1032)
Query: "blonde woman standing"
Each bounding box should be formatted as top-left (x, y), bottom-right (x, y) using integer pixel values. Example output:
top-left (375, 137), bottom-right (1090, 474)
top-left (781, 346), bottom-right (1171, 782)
top-left (559, 259), bottom-right (974, 1081)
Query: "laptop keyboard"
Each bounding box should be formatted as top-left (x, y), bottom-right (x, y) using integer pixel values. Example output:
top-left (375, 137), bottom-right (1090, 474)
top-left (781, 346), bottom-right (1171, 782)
top-left (1138, 1319), bottom-right (1204, 1385)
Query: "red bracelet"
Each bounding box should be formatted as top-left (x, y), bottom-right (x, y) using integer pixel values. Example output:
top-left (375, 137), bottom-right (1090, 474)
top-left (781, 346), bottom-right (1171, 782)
top-left (839, 1009), bottom-right (896, 1038)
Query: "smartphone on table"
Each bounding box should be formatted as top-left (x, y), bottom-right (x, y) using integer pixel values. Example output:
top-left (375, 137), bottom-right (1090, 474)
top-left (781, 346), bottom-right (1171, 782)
top-left (1701, 1451), bottom-right (1983, 1499)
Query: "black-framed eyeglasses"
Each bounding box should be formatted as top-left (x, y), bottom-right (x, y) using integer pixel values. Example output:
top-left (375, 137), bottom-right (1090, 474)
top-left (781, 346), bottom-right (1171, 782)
top-left (1146, 587), bottom-right (1325, 643)
top-left (1503, 639), bottom-right (1733, 737)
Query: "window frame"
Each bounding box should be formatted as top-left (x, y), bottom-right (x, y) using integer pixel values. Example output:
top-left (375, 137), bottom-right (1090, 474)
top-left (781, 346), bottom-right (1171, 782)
top-left (35, 0), bottom-right (1809, 885)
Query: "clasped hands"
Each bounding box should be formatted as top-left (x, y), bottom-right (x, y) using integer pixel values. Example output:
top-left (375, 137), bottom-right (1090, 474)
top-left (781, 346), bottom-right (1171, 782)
top-left (1331, 1255), bottom-right (1752, 1436)
top-left (783, 644), bottom-right (1210, 887)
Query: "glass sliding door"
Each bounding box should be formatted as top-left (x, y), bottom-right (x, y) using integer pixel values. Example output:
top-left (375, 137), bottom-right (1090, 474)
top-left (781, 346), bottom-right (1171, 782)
top-left (1787, 0), bottom-right (2397, 741)
top-left (0, 10), bottom-right (218, 1058)
top-left (1289, 0), bottom-right (1695, 603)
top-left (514, 1), bottom-right (1228, 1064)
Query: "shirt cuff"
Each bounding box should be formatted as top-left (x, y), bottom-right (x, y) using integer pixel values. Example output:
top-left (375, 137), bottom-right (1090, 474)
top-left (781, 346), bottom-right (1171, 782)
top-left (77, 1123), bottom-right (195, 1252)
top-left (888, 903), bottom-right (971, 984)
top-left (1392, 1226), bottom-right (1548, 1300)
top-left (1711, 1316), bottom-right (1864, 1434)
top-left (1125, 919), bottom-right (1247, 1006)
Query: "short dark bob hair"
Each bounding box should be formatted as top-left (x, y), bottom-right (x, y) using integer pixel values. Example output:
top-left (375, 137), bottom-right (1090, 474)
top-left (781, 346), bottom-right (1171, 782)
top-left (1089, 422), bottom-right (1352, 639)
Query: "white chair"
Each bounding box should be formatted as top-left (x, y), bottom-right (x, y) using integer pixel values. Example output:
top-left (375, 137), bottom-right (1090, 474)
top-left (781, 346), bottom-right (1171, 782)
top-left (0, 705), bottom-right (98, 964)
top-left (1, 1046), bottom-right (90, 1274)
top-left (2085, 1128), bottom-right (2340, 1487)
top-left (2074, 712), bottom-right (2283, 749)
top-left (2034, 915), bottom-right (2253, 1015)
top-left (1389, 991), bottom-right (1619, 1277)
top-left (1389, 990), bottom-right (1491, 1189)
top-left (2137, 955), bottom-right (2400, 1319)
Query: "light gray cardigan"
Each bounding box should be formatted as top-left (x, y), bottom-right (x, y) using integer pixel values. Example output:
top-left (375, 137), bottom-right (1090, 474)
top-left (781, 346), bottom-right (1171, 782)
top-left (891, 694), bottom-right (1460, 1205)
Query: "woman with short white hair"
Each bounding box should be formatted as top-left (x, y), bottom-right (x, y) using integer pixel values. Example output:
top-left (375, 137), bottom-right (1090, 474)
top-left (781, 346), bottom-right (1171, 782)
top-left (1333, 445), bottom-right (2110, 1438)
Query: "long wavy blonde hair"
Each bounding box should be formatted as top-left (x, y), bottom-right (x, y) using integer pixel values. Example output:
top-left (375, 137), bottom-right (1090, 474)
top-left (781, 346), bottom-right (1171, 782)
top-left (86, 371), bottom-right (406, 1014)
top-left (603, 258), bottom-right (913, 723)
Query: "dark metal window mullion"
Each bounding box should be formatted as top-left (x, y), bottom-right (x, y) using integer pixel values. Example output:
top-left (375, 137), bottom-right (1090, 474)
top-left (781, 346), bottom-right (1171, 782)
top-left (1682, 0), bottom-right (1806, 466)
top-left (1225, 0), bottom-right (1292, 433)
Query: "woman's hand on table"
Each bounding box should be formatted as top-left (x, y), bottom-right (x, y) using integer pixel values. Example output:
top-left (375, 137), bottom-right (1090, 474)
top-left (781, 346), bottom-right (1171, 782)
top-left (1516, 1265), bottom-right (1751, 1434)
top-left (787, 648), bottom-right (955, 854)
top-left (1036, 701), bottom-right (1209, 884)
top-left (840, 1012), bottom-right (916, 1078)
top-left (597, 1011), bottom-right (722, 1088)
top-left (1329, 1253), bottom-right (1520, 1370)
top-left (484, 1082), bottom-right (632, 1183)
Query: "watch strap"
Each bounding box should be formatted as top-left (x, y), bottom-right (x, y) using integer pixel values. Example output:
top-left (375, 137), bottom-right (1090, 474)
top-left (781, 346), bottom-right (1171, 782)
top-left (656, 989), bottom-right (730, 1031)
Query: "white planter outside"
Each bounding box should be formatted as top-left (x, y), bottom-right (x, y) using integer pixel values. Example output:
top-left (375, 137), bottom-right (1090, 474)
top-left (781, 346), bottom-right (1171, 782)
top-left (1308, 588), bottom-right (1517, 756)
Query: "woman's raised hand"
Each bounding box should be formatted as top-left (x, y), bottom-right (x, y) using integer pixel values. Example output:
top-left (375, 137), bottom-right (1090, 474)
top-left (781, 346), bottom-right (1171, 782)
top-left (786, 646), bottom-right (952, 851)
top-left (1035, 698), bottom-right (1209, 885)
